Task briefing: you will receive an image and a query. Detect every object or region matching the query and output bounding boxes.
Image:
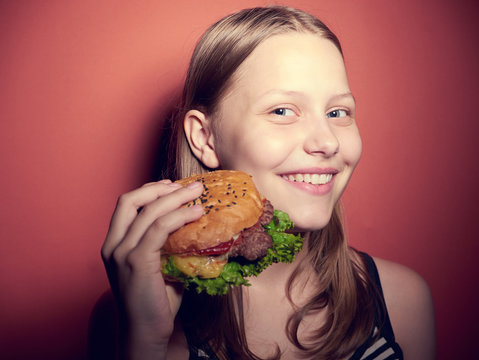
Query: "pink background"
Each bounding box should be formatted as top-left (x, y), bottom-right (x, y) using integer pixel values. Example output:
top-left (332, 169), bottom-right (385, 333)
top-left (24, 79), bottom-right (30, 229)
top-left (1, 0), bottom-right (478, 359)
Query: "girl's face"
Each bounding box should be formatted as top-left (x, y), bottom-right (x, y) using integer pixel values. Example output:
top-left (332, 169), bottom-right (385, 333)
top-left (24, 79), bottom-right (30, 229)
top-left (212, 33), bottom-right (362, 231)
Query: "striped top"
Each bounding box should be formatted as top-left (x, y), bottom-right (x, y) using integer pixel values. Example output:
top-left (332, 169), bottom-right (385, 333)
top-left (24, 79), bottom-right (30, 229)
top-left (349, 253), bottom-right (403, 360)
top-left (350, 327), bottom-right (403, 360)
top-left (187, 253), bottom-right (403, 360)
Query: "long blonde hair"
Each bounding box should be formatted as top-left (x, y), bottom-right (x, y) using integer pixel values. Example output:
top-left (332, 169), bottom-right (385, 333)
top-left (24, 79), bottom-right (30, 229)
top-left (166, 6), bottom-right (383, 359)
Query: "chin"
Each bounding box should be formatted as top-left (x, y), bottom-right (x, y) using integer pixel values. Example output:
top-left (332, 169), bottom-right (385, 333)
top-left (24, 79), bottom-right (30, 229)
top-left (293, 221), bottom-right (330, 232)
top-left (264, 193), bottom-right (336, 232)
top-left (288, 210), bottom-right (333, 232)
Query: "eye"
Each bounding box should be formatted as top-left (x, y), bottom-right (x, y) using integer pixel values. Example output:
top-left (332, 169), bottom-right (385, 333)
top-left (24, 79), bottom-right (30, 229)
top-left (272, 108), bottom-right (295, 116)
top-left (326, 109), bottom-right (348, 118)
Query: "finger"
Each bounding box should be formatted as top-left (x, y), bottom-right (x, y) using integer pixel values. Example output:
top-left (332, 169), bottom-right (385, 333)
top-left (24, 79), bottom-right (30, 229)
top-left (135, 181), bottom-right (176, 213)
top-left (141, 179), bottom-right (172, 188)
top-left (118, 205), bottom-right (202, 278)
top-left (165, 282), bottom-right (184, 318)
top-left (115, 183), bottom-right (204, 257)
top-left (134, 204), bottom-right (204, 257)
top-left (110, 182), bottom-right (183, 237)
top-left (102, 182), bottom-right (183, 260)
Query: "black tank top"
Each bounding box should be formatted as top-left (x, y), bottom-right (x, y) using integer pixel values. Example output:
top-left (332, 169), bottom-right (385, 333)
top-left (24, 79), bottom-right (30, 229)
top-left (186, 253), bottom-right (403, 359)
top-left (349, 253), bottom-right (403, 359)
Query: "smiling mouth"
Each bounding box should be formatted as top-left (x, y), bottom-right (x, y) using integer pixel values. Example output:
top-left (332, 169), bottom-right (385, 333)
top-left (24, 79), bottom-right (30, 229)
top-left (281, 173), bottom-right (334, 185)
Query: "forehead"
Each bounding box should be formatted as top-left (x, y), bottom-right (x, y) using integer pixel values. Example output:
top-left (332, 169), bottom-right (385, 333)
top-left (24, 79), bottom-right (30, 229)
top-left (227, 32), bottom-right (349, 99)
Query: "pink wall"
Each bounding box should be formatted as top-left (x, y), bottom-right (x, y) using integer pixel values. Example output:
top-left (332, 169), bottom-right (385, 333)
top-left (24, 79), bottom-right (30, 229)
top-left (1, 1), bottom-right (478, 358)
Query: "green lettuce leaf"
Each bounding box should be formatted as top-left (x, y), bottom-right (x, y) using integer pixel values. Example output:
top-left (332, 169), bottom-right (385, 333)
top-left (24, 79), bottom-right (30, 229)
top-left (162, 210), bottom-right (303, 295)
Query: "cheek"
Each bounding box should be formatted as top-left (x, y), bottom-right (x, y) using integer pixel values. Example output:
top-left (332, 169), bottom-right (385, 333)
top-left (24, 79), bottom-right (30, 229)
top-left (217, 127), bottom-right (293, 170)
top-left (340, 129), bottom-right (362, 167)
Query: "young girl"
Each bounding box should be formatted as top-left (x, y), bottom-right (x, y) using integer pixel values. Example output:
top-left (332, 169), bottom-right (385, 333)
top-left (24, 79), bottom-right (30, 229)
top-left (98, 6), bottom-right (435, 360)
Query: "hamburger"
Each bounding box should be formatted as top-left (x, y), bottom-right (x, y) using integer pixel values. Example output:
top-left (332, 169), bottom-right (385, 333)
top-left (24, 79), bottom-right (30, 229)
top-left (161, 170), bottom-right (303, 295)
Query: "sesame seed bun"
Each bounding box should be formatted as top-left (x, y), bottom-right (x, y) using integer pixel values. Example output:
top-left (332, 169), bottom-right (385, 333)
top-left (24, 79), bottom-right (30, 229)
top-left (162, 170), bottom-right (264, 254)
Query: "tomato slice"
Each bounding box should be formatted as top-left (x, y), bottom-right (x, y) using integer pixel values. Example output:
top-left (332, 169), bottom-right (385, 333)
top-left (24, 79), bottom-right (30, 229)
top-left (196, 239), bottom-right (233, 256)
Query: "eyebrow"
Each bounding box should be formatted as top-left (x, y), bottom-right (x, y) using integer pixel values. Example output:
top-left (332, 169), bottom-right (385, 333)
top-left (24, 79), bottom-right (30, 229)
top-left (328, 92), bottom-right (356, 104)
top-left (256, 89), bottom-right (306, 99)
top-left (255, 89), bottom-right (356, 106)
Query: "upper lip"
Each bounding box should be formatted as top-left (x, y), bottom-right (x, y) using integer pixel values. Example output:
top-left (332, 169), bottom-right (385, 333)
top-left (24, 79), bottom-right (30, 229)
top-left (279, 167), bottom-right (339, 176)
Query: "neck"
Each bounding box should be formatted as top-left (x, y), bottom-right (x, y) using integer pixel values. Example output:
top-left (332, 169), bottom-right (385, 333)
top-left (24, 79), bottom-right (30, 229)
top-left (246, 236), bottom-right (312, 291)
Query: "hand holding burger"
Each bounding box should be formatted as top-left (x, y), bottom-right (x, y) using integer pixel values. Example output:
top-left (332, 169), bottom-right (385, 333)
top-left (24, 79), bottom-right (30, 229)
top-left (161, 170), bottom-right (303, 295)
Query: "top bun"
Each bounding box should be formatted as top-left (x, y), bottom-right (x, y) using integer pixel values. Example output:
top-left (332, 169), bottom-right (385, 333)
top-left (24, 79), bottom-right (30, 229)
top-left (163, 170), bottom-right (264, 253)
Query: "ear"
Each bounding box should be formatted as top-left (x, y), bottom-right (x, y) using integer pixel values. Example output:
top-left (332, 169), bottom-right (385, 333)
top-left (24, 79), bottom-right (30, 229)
top-left (184, 109), bottom-right (220, 169)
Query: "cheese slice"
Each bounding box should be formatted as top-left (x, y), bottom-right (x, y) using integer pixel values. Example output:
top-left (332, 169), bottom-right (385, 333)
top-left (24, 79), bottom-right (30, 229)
top-left (172, 254), bottom-right (227, 278)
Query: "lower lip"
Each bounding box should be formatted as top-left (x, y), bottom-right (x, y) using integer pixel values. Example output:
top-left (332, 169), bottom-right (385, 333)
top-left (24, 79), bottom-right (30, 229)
top-left (281, 176), bottom-right (335, 195)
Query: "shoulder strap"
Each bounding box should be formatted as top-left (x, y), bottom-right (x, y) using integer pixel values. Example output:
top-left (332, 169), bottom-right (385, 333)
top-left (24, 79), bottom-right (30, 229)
top-left (360, 252), bottom-right (396, 340)
top-left (347, 252), bottom-right (404, 359)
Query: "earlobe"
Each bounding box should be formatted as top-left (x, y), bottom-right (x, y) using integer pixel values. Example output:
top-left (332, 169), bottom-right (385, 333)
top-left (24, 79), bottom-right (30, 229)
top-left (184, 109), bottom-right (220, 169)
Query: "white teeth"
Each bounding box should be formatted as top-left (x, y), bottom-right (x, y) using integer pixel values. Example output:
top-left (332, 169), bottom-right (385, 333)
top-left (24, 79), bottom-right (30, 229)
top-left (283, 173), bottom-right (333, 185)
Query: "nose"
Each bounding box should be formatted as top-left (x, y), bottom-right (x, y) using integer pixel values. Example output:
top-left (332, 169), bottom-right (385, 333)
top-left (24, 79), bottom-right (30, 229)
top-left (303, 119), bottom-right (339, 157)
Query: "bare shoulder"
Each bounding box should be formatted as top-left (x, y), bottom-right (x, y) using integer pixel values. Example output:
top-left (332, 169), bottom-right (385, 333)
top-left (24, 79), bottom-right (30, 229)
top-left (373, 257), bottom-right (436, 360)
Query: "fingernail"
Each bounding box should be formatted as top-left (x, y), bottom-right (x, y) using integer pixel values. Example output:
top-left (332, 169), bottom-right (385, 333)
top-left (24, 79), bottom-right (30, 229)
top-left (191, 204), bottom-right (203, 212)
top-left (186, 182), bottom-right (203, 189)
